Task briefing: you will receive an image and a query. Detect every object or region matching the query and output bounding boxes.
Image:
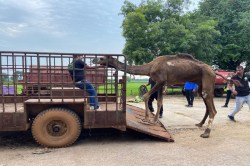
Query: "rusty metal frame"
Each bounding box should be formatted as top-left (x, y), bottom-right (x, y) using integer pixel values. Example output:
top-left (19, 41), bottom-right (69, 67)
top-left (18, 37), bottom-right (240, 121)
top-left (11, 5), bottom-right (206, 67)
top-left (0, 51), bottom-right (126, 131)
top-left (0, 51), bottom-right (173, 142)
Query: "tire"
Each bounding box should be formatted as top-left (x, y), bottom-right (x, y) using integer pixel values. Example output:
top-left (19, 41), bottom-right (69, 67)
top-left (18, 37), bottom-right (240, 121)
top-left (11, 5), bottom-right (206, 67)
top-left (32, 107), bottom-right (81, 148)
top-left (214, 88), bottom-right (224, 97)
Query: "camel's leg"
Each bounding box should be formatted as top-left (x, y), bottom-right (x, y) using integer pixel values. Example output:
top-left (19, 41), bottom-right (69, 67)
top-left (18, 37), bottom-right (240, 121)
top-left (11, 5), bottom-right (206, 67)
top-left (196, 105), bottom-right (209, 127)
top-left (143, 92), bottom-right (151, 122)
top-left (195, 84), bottom-right (208, 127)
top-left (143, 82), bottom-right (163, 122)
top-left (201, 100), bottom-right (216, 138)
top-left (154, 86), bottom-right (163, 122)
top-left (199, 74), bottom-right (217, 138)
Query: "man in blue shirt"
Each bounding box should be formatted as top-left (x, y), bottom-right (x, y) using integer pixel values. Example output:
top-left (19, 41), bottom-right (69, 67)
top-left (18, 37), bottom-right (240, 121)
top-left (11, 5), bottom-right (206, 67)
top-left (183, 82), bottom-right (198, 107)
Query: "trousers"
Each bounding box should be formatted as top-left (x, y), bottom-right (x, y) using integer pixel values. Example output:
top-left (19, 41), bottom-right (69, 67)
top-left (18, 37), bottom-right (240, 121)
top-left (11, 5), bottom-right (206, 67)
top-left (75, 80), bottom-right (99, 109)
top-left (229, 94), bottom-right (250, 117)
top-left (224, 90), bottom-right (232, 106)
top-left (185, 90), bottom-right (194, 106)
top-left (148, 92), bottom-right (163, 115)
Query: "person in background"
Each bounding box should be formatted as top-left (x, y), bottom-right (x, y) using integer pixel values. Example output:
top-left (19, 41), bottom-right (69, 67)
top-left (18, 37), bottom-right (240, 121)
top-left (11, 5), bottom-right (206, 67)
top-left (145, 77), bottom-right (165, 118)
top-left (228, 66), bottom-right (250, 122)
top-left (183, 82), bottom-right (198, 107)
top-left (68, 54), bottom-right (100, 110)
top-left (222, 73), bottom-right (235, 107)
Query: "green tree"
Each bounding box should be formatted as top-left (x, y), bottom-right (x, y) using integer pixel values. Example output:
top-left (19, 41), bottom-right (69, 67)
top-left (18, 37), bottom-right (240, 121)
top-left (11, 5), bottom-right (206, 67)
top-left (197, 0), bottom-right (250, 70)
top-left (188, 19), bottom-right (221, 62)
top-left (1, 73), bottom-right (9, 83)
top-left (121, 0), bottom-right (220, 65)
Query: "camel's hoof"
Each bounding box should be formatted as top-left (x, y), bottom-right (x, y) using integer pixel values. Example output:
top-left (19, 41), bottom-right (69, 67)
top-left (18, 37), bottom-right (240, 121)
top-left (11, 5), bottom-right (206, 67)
top-left (195, 123), bottom-right (203, 127)
top-left (139, 120), bottom-right (150, 125)
top-left (142, 118), bottom-right (149, 122)
top-left (200, 128), bottom-right (211, 138)
top-left (139, 118), bottom-right (152, 125)
top-left (151, 120), bottom-right (158, 124)
top-left (153, 118), bottom-right (160, 124)
top-left (200, 133), bottom-right (210, 138)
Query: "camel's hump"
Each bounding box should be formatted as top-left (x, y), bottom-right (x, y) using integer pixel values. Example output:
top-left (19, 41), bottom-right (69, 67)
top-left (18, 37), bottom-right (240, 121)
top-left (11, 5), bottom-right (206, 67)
top-left (176, 53), bottom-right (195, 60)
top-left (175, 53), bottom-right (203, 64)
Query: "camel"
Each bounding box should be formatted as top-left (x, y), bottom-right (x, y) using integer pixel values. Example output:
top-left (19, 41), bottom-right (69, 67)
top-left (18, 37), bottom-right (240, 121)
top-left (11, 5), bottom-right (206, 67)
top-left (92, 53), bottom-right (233, 138)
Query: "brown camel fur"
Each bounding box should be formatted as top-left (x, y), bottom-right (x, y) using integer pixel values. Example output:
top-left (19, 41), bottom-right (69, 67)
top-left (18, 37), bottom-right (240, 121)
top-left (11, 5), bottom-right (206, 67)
top-left (92, 53), bottom-right (234, 138)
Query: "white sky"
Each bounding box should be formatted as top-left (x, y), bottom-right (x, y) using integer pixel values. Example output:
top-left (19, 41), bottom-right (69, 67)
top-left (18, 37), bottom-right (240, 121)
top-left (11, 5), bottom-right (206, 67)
top-left (0, 0), bottom-right (199, 54)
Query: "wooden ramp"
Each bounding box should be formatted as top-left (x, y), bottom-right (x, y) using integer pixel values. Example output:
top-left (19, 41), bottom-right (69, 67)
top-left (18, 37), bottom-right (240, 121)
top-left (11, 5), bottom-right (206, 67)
top-left (126, 104), bottom-right (174, 142)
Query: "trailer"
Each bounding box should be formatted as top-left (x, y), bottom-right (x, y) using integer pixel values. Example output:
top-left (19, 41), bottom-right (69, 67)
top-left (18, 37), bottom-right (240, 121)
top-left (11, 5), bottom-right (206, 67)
top-left (0, 51), bottom-right (173, 147)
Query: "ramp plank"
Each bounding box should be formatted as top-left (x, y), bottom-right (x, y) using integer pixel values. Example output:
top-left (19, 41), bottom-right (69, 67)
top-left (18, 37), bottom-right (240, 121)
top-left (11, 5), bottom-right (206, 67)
top-left (126, 104), bottom-right (174, 142)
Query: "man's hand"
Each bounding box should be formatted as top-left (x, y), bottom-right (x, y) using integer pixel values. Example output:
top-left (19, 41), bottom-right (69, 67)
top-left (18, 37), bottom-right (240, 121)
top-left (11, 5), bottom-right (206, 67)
top-left (232, 79), bottom-right (243, 87)
top-left (232, 90), bottom-right (238, 96)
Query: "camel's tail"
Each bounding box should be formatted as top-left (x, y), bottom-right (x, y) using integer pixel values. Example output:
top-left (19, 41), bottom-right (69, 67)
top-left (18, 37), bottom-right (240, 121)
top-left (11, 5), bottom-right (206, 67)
top-left (215, 72), bottom-right (243, 87)
top-left (215, 72), bottom-right (227, 80)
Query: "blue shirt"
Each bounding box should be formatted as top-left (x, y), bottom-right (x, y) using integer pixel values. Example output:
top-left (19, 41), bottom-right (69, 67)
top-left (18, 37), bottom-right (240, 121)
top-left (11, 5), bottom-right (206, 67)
top-left (184, 82), bottom-right (198, 90)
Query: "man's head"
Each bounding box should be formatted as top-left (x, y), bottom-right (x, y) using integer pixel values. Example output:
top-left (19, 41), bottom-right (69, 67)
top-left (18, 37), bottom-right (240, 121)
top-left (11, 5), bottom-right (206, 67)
top-left (236, 66), bottom-right (244, 77)
top-left (73, 54), bottom-right (83, 60)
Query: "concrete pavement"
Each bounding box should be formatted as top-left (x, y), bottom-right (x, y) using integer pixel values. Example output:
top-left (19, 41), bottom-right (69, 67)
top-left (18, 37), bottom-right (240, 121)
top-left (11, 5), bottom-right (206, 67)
top-left (128, 95), bottom-right (250, 129)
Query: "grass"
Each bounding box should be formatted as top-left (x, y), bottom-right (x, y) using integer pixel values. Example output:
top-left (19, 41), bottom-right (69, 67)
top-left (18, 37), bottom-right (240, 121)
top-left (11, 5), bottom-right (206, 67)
top-left (98, 81), bottom-right (183, 97)
top-left (126, 82), bottom-right (147, 96)
top-left (3, 82), bottom-right (182, 96)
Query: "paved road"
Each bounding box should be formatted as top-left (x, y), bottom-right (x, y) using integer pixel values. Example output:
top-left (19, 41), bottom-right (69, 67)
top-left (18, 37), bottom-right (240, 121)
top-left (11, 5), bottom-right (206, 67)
top-left (128, 95), bottom-right (250, 128)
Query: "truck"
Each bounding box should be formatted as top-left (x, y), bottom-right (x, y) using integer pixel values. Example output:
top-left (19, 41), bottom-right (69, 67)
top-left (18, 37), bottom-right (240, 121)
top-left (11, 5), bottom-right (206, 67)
top-left (0, 51), bottom-right (173, 147)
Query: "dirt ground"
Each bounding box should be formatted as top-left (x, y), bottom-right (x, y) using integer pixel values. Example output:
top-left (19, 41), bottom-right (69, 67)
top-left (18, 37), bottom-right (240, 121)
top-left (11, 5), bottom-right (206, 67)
top-left (1, 95), bottom-right (250, 166)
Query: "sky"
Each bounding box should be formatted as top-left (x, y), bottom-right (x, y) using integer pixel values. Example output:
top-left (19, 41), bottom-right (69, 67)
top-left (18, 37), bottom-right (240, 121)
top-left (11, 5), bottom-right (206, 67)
top-left (0, 0), bottom-right (199, 54)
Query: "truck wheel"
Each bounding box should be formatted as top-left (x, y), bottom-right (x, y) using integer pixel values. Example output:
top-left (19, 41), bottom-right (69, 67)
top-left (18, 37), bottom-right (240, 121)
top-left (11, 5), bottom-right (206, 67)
top-left (214, 88), bottom-right (224, 97)
top-left (32, 108), bottom-right (81, 148)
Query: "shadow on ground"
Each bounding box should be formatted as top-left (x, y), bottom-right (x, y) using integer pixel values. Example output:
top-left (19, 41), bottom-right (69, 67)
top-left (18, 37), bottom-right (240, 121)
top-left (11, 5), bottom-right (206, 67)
top-left (0, 129), bottom-right (166, 148)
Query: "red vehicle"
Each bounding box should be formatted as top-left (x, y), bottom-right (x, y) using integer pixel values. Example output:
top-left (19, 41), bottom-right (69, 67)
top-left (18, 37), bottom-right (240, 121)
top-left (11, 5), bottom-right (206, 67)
top-left (214, 70), bottom-right (234, 97)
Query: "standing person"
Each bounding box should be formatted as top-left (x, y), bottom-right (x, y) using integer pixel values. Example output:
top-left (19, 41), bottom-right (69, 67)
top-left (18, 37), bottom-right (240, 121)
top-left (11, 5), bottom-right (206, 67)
top-left (183, 82), bottom-right (198, 107)
top-left (222, 73), bottom-right (235, 107)
top-left (228, 66), bottom-right (250, 122)
top-left (145, 77), bottom-right (164, 118)
top-left (68, 54), bottom-right (100, 110)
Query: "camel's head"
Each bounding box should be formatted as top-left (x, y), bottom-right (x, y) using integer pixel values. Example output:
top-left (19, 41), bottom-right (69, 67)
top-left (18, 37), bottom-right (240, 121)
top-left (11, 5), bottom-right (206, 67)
top-left (92, 55), bottom-right (116, 68)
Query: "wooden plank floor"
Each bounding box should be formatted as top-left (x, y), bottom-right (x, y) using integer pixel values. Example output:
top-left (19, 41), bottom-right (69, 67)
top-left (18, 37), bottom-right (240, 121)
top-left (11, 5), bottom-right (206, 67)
top-left (126, 104), bottom-right (174, 142)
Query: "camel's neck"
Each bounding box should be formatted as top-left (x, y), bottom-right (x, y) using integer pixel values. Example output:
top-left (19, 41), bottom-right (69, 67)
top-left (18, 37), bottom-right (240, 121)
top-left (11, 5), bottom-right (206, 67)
top-left (111, 60), bottom-right (151, 76)
top-left (126, 64), bottom-right (151, 76)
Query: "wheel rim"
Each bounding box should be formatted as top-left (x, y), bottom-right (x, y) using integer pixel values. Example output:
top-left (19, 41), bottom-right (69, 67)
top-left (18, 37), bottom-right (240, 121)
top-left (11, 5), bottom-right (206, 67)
top-left (47, 120), bottom-right (68, 137)
top-left (32, 108), bottom-right (82, 147)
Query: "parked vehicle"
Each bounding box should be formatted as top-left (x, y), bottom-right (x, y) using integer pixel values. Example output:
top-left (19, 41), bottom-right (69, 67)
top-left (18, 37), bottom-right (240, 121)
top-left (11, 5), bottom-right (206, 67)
top-left (214, 70), bottom-right (234, 97)
top-left (0, 51), bottom-right (173, 147)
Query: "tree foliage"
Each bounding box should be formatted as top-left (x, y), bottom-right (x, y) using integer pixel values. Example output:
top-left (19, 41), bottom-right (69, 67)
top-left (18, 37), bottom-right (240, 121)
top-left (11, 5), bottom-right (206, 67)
top-left (121, 0), bottom-right (250, 71)
top-left (1, 73), bottom-right (9, 83)
top-left (121, 0), bottom-right (220, 65)
top-left (197, 0), bottom-right (250, 70)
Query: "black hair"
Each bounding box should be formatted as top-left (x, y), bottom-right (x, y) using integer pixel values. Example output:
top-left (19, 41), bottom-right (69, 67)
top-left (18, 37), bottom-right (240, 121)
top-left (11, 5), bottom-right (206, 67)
top-left (236, 66), bottom-right (244, 70)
